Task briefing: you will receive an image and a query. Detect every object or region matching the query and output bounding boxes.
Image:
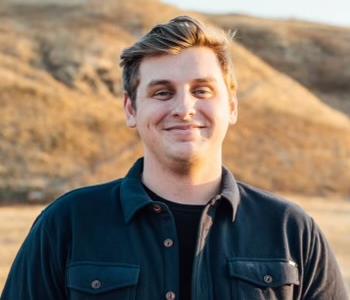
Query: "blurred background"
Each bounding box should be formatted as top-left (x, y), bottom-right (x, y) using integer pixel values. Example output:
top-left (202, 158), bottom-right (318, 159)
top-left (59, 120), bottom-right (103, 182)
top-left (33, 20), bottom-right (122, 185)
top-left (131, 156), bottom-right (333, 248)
top-left (0, 0), bottom-right (349, 293)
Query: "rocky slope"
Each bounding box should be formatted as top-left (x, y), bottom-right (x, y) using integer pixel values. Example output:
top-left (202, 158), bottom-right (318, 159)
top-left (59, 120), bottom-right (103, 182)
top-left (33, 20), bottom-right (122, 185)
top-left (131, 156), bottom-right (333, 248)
top-left (207, 14), bottom-right (350, 115)
top-left (0, 0), bottom-right (349, 202)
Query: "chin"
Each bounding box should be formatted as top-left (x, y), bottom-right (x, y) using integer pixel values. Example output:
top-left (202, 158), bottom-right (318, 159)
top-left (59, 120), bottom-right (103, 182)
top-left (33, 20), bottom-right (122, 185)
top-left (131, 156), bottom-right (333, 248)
top-left (168, 149), bottom-right (203, 165)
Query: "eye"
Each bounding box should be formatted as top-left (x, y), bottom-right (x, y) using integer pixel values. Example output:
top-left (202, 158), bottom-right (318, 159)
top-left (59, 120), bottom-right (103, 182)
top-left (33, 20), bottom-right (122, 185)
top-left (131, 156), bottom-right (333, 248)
top-left (193, 86), bottom-right (214, 99)
top-left (152, 89), bottom-right (174, 100)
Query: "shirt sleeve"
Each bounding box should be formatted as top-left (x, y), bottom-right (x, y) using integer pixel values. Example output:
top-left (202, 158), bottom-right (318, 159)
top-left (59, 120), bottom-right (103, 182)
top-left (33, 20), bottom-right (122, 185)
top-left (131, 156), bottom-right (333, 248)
top-left (1, 214), bottom-right (67, 300)
top-left (302, 218), bottom-right (349, 299)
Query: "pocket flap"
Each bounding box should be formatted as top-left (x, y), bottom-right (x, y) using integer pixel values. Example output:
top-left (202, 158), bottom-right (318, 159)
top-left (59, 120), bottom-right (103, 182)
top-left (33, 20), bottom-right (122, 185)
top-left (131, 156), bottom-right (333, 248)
top-left (67, 262), bottom-right (140, 294)
top-left (228, 258), bottom-right (299, 288)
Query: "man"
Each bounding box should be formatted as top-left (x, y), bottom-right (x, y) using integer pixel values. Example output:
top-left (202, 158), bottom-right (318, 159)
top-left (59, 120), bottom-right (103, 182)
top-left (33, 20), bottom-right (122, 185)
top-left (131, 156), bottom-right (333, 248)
top-left (1, 16), bottom-right (348, 300)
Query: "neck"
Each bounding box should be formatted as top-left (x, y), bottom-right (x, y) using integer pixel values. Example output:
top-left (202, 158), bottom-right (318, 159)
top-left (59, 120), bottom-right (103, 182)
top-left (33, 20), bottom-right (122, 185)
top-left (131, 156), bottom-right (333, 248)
top-left (142, 154), bottom-right (222, 205)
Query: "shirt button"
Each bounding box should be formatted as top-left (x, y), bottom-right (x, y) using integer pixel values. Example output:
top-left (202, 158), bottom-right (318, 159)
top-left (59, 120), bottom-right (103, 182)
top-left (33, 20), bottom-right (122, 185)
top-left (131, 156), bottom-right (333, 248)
top-left (165, 291), bottom-right (176, 300)
top-left (264, 275), bottom-right (273, 284)
top-left (152, 204), bottom-right (162, 213)
top-left (163, 238), bottom-right (174, 248)
top-left (91, 279), bottom-right (102, 289)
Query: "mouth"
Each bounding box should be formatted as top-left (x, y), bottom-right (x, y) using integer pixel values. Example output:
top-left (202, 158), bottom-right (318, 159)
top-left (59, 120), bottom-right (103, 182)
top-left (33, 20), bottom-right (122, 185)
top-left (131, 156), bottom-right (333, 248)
top-left (164, 124), bottom-right (206, 131)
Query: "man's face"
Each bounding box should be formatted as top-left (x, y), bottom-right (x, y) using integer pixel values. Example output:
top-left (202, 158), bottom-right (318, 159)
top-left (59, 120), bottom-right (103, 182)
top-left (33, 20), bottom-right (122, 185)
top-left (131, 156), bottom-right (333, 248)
top-left (124, 46), bottom-right (237, 165)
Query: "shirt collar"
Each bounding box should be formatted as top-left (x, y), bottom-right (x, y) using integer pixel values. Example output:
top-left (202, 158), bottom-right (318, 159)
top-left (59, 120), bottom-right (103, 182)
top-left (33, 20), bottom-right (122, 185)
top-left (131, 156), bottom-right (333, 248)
top-left (120, 158), bottom-right (241, 223)
top-left (219, 165), bottom-right (241, 222)
top-left (120, 158), bottom-right (152, 223)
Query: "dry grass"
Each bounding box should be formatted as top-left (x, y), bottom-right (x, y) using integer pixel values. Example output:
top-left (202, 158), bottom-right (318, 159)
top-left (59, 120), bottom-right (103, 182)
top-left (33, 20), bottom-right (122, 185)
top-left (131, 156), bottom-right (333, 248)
top-left (0, 205), bottom-right (43, 292)
top-left (0, 197), bottom-right (349, 294)
top-left (1, 1), bottom-right (350, 201)
top-left (206, 13), bottom-right (350, 116)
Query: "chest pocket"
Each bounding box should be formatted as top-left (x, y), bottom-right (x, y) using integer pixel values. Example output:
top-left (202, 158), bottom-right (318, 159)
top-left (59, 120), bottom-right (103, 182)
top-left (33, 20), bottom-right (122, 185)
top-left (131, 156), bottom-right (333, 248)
top-left (66, 262), bottom-right (140, 300)
top-left (228, 258), bottom-right (299, 300)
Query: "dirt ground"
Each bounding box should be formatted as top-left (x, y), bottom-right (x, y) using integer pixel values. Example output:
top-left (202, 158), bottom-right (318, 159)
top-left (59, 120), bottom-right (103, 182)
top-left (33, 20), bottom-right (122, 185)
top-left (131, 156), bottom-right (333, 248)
top-left (1, 195), bottom-right (349, 294)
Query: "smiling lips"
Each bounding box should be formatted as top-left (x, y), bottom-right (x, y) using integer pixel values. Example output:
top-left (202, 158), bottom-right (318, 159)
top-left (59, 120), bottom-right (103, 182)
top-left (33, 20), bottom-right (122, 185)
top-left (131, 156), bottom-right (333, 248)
top-left (164, 124), bottom-right (205, 131)
top-left (164, 124), bottom-right (206, 140)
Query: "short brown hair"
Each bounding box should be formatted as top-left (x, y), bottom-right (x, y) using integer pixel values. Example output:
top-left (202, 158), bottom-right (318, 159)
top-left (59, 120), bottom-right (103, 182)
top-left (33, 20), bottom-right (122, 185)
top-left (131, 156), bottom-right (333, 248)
top-left (120, 16), bottom-right (236, 106)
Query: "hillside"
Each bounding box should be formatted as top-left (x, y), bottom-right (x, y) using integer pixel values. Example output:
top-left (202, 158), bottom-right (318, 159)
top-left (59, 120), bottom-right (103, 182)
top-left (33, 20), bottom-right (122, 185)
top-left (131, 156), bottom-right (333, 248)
top-left (206, 14), bottom-right (350, 116)
top-left (227, 42), bottom-right (350, 195)
top-left (0, 0), bottom-right (350, 201)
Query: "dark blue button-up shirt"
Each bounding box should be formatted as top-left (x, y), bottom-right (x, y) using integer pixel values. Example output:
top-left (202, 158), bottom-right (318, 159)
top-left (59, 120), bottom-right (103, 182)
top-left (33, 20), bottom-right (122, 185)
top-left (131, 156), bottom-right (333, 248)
top-left (1, 158), bottom-right (348, 299)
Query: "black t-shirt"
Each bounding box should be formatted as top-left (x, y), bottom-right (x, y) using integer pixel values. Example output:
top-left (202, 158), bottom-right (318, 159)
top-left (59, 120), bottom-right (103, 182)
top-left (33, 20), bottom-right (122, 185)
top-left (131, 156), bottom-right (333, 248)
top-left (143, 185), bottom-right (205, 300)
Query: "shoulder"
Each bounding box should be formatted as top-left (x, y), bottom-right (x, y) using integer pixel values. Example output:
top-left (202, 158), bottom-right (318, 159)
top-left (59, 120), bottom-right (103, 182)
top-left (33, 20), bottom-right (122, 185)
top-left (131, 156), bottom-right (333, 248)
top-left (32, 179), bottom-right (123, 230)
top-left (236, 181), bottom-right (314, 230)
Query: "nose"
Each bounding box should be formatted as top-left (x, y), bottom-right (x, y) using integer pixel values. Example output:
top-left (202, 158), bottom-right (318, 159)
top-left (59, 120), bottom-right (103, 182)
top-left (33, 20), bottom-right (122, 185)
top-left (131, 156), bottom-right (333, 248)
top-left (171, 90), bottom-right (196, 120)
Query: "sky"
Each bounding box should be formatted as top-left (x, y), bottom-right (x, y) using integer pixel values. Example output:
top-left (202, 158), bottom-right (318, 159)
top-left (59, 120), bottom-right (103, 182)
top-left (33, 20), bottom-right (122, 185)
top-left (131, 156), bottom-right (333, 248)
top-left (163, 0), bottom-right (350, 28)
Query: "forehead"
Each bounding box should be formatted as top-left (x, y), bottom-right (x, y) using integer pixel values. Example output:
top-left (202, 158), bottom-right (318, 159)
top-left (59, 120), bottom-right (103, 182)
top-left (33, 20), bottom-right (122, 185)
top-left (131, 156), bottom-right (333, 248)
top-left (138, 47), bottom-right (225, 87)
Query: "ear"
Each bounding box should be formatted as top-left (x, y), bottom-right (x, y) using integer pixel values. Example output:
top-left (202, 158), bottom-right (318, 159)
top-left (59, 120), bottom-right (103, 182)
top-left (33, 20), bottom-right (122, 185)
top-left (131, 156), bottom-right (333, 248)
top-left (229, 94), bottom-right (238, 125)
top-left (123, 93), bottom-right (136, 128)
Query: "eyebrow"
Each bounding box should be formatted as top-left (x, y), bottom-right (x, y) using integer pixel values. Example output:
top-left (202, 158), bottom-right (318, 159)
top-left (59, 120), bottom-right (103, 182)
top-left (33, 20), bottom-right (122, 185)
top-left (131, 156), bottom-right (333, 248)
top-left (147, 77), bottom-right (217, 88)
top-left (147, 80), bottom-right (172, 88)
top-left (192, 77), bottom-right (217, 84)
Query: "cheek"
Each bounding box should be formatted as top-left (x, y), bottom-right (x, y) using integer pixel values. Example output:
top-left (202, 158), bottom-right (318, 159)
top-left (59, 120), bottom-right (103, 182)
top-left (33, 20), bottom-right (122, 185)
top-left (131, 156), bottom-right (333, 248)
top-left (136, 104), bottom-right (168, 128)
top-left (201, 103), bottom-right (230, 124)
